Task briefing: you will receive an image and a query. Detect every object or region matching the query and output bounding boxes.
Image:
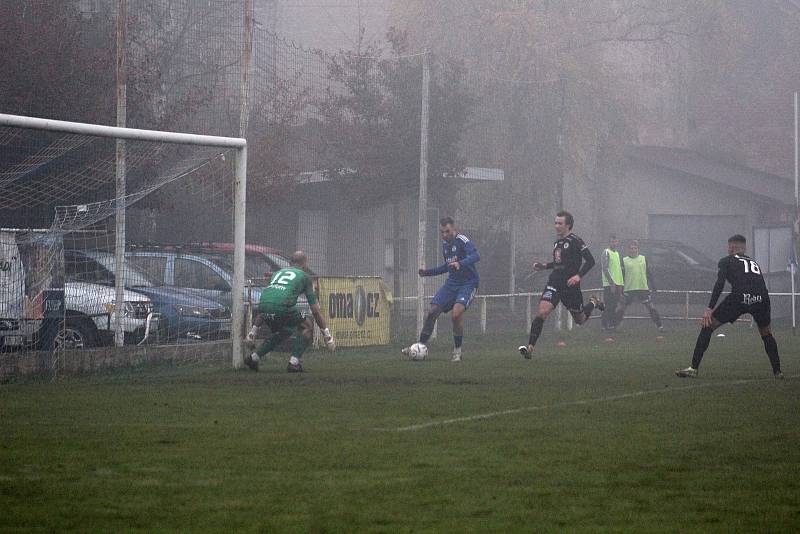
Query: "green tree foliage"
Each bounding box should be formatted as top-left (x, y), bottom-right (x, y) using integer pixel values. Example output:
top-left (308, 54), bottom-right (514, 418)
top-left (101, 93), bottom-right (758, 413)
top-left (0, 2), bottom-right (248, 219)
top-left (387, 1), bottom-right (665, 177)
top-left (0, 1), bottom-right (116, 124)
top-left (315, 28), bottom-right (473, 209)
top-left (0, 1), bottom-right (225, 130)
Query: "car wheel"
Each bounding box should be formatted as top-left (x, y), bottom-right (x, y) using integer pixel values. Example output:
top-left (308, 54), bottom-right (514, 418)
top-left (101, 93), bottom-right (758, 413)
top-left (55, 317), bottom-right (97, 350)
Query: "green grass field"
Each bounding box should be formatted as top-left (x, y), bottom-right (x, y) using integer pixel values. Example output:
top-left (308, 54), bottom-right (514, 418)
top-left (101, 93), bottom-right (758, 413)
top-left (2, 322), bottom-right (799, 532)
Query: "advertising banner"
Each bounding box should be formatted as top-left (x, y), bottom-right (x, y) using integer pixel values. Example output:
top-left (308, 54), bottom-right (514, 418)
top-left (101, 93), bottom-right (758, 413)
top-left (318, 277), bottom-right (390, 347)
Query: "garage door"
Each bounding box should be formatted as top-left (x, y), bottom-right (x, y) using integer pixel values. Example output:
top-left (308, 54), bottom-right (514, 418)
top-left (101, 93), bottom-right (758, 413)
top-left (753, 226), bottom-right (793, 274)
top-left (648, 214), bottom-right (745, 259)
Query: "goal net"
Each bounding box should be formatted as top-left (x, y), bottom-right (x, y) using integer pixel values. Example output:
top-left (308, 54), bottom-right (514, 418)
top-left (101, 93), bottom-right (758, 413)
top-left (0, 114), bottom-right (247, 382)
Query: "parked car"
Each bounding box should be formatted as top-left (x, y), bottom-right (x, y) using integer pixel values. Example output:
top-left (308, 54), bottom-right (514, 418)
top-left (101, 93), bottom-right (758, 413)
top-left (184, 242), bottom-right (318, 302)
top-left (61, 281), bottom-right (156, 348)
top-left (180, 242), bottom-right (299, 279)
top-left (620, 239), bottom-right (718, 292)
top-left (66, 250), bottom-right (231, 343)
top-left (2, 226), bottom-right (159, 350)
top-left (1, 278), bottom-right (155, 351)
top-left (2, 270), bottom-right (156, 352)
top-left (125, 243), bottom-right (315, 315)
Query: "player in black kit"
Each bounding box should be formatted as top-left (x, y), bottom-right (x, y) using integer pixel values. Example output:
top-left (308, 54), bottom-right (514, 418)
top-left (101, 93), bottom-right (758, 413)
top-left (676, 234), bottom-right (783, 379)
top-left (518, 211), bottom-right (603, 358)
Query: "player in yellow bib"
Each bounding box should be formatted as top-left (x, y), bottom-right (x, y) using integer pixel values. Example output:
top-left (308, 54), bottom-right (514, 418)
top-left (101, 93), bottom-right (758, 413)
top-left (616, 240), bottom-right (664, 331)
top-left (243, 251), bottom-right (334, 373)
top-left (601, 234), bottom-right (624, 332)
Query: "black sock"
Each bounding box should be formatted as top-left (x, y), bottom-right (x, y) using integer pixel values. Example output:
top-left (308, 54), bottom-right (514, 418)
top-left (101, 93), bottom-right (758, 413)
top-left (528, 317), bottom-right (544, 346)
top-left (419, 314), bottom-right (437, 344)
top-left (761, 334), bottom-right (781, 374)
top-left (583, 301), bottom-right (595, 318)
top-left (691, 327), bottom-right (713, 369)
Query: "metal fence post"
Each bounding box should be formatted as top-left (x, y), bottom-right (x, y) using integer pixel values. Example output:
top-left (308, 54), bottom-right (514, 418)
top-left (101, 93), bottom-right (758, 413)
top-left (416, 51), bottom-right (430, 337)
top-left (526, 294), bottom-right (532, 328)
top-left (685, 291), bottom-right (690, 325)
top-left (246, 284), bottom-right (252, 332)
top-left (481, 296), bottom-right (487, 334)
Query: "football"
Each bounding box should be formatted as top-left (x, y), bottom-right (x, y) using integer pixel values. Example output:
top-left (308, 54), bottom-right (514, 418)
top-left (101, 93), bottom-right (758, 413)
top-left (409, 343), bottom-right (428, 361)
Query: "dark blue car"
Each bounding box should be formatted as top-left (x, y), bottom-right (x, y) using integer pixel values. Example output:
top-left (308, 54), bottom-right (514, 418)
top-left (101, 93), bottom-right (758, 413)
top-left (65, 250), bottom-right (232, 343)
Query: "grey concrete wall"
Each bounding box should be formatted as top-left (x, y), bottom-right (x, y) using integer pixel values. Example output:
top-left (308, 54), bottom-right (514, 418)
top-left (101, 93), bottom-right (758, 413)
top-left (598, 159), bottom-right (766, 247)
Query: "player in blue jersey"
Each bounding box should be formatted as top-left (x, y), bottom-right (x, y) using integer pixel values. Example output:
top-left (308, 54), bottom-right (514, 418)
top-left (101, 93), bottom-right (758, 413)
top-left (402, 217), bottom-right (480, 362)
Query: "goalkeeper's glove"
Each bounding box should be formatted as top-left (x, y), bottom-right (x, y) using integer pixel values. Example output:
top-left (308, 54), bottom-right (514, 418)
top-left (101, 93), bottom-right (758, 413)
top-left (245, 325), bottom-right (258, 343)
top-left (322, 328), bottom-right (336, 352)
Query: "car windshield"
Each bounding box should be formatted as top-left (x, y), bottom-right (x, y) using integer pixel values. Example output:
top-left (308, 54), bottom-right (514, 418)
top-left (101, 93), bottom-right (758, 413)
top-left (122, 266), bottom-right (155, 287)
top-left (84, 253), bottom-right (155, 287)
top-left (200, 251), bottom-right (306, 281)
top-left (674, 246), bottom-right (716, 268)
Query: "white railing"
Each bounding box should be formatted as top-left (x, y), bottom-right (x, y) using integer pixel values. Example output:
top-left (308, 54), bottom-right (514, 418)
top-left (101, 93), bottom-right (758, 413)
top-left (243, 282), bottom-right (797, 338)
top-left (396, 289), bottom-right (798, 333)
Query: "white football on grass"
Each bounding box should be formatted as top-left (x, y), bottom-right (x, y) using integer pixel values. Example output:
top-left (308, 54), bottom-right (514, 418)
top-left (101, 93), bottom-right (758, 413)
top-left (409, 343), bottom-right (428, 361)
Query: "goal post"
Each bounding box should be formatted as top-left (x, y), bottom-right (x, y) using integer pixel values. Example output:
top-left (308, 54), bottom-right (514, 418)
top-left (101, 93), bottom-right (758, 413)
top-left (0, 113), bottom-right (248, 369)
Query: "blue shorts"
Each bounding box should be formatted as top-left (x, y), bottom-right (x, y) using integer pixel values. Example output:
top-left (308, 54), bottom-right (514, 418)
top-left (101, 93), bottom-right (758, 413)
top-left (431, 280), bottom-right (478, 312)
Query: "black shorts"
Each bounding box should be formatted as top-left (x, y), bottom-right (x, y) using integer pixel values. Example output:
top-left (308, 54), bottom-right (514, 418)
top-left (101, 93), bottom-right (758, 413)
top-left (712, 293), bottom-right (771, 328)
top-left (541, 283), bottom-right (584, 313)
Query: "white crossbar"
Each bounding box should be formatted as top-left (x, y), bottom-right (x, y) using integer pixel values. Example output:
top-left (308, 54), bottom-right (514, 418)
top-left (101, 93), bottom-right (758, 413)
top-left (0, 113), bottom-right (246, 148)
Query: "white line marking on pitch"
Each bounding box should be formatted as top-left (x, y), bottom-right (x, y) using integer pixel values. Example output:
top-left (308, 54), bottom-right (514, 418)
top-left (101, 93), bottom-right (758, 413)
top-left (385, 375), bottom-right (795, 432)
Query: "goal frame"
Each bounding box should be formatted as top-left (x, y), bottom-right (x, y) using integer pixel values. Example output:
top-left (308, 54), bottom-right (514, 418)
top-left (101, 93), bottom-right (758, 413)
top-left (0, 113), bottom-right (248, 368)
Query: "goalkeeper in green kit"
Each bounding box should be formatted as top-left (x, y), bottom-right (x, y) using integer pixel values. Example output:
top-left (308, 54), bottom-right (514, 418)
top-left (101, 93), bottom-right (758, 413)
top-left (244, 251), bottom-right (335, 373)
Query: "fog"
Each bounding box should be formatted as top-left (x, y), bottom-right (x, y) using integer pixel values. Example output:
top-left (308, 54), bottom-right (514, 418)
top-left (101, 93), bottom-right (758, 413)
top-left (4, 5), bottom-right (800, 527)
top-left (1, 0), bottom-right (798, 307)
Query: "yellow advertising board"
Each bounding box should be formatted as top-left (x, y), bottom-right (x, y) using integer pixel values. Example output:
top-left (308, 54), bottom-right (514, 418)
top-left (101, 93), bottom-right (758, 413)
top-left (318, 277), bottom-right (391, 347)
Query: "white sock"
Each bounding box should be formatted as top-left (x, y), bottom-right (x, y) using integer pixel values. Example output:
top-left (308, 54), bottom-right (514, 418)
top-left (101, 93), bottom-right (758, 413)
top-left (453, 346), bottom-right (461, 354)
top-left (289, 356), bottom-right (300, 366)
top-left (250, 352), bottom-right (260, 362)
